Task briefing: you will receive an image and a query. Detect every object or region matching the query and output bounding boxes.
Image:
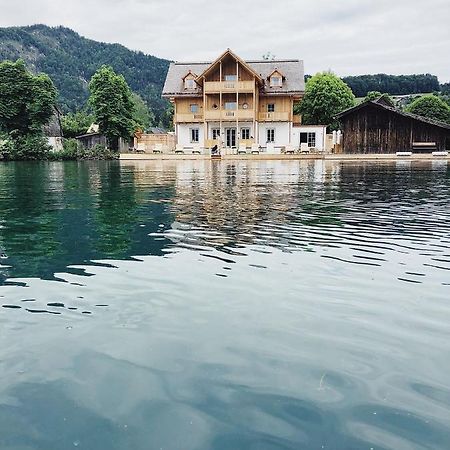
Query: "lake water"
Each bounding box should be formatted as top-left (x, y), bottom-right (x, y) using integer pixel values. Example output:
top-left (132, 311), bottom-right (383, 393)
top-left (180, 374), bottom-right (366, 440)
top-left (0, 160), bottom-right (449, 450)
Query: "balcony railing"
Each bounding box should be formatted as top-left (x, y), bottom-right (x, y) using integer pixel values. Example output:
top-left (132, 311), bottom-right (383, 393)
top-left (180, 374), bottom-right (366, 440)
top-left (204, 81), bottom-right (255, 93)
top-left (175, 113), bottom-right (204, 123)
top-left (204, 109), bottom-right (255, 121)
top-left (258, 112), bottom-right (290, 122)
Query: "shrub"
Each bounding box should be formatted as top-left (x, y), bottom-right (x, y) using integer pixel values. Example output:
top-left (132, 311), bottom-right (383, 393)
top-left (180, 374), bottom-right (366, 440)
top-left (2, 134), bottom-right (51, 160)
top-left (50, 141), bottom-right (119, 161)
top-left (48, 138), bottom-right (79, 160)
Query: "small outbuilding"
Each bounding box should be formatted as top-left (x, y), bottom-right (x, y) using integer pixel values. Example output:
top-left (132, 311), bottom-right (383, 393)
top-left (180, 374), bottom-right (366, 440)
top-left (76, 124), bottom-right (131, 152)
top-left (336, 98), bottom-right (450, 153)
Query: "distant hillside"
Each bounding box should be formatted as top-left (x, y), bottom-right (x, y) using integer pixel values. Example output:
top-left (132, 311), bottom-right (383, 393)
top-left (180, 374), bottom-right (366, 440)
top-left (0, 25), bottom-right (171, 122)
top-left (341, 74), bottom-right (441, 97)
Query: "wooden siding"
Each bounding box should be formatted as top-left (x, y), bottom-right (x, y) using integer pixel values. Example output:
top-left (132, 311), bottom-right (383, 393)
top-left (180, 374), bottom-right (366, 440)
top-left (259, 96), bottom-right (293, 122)
top-left (206, 56), bottom-right (254, 82)
top-left (174, 97), bottom-right (203, 123)
top-left (204, 81), bottom-right (254, 93)
top-left (135, 133), bottom-right (176, 152)
top-left (341, 104), bottom-right (450, 153)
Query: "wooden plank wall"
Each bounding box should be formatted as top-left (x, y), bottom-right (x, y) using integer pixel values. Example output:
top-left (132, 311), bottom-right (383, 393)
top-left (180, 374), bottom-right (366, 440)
top-left (135, 134), bottom-right (176, 151)
top-left (341, 105), bottom-right (450, 153)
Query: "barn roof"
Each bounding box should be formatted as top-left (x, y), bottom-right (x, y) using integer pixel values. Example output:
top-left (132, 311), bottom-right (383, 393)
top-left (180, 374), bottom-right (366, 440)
top-left (336, 98), bottom-right (450, 130)
top-left (162, 54), bottom-right (304, 97)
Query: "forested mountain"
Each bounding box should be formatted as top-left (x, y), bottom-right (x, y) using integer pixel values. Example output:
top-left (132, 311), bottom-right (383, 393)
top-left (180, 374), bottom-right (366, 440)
top-left (0, 25), bottom-right (170, 122)
top-left (0, 24), bottom-right (446, 122)
top-left (342, 74), bottom-right (441, 97)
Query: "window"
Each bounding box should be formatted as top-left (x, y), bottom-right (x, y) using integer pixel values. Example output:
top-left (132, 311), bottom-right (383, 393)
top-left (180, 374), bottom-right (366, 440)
top-left (270, 76), bottom-right (282, 87)
top-left (190, 128), bottom-right (199, 143)
top-left (267, 104), bottom-right (275, 112)
top-left (267, 128), bottom-right (275, 143)
top-left (225, 74), bottom-right (237, 81)
top-left (190, 104), bottom-right (199, 113)
top-left (225, 102), bottom-right (237, 110)
top-left (212, 128), bottom-right (220, 140)
top-left (300, 132), bottom-right (316, 147)
top-left (185, 79), bottom-right (195, 89)
top-left (241, 128), bottom-right (250, 140)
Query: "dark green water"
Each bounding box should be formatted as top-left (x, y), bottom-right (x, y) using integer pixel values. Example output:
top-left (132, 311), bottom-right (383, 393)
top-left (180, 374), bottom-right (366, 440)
top-left (0, 160), bottom-right (449, 450)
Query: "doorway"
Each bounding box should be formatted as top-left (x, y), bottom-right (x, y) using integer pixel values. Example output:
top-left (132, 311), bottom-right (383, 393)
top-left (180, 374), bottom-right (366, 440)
top-left (225, 128), bottom-right (237, 148)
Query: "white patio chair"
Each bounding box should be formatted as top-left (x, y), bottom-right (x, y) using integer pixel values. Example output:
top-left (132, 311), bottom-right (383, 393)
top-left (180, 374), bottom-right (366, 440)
top-left (285, 144), bottom-right (296, 154)
top-left (153, 143), bottom-right (163, 154)
top-left (192, 144), bottom-right (202, 154)
top-left (238, 143), bottom-right (247, 154)
top-left (251, 143), bottom-right (260, 154)
top-left (175, 144), bottom-right (184, 154)
top-left (266, 142), bottom-right (275, 154)
top-left (300, 143), bottom-right (309, 154)
top-left (136, 143), bottom-right (146, 153)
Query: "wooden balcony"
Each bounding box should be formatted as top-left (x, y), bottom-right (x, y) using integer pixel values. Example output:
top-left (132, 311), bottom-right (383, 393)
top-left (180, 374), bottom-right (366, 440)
top-left (204, 109), bottom-right (255, 121)
top-left (293, 114), bottom-right (302, 125)
top-left (258, 112), bottom-right (290, 122)
top-left (204, 81), bottom-right (255, 93)
top-left (175, 113), bottom-right (204, 123)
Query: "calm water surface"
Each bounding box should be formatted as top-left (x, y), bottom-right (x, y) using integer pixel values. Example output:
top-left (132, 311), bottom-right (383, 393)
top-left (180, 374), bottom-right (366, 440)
top-left (0, 160), bottom-right (449, 450)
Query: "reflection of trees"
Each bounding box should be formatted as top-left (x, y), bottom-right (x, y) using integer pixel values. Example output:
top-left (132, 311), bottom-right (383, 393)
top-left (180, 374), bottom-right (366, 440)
top-left (1, 159), bottom-right (448, 283)
top-left (0, 161), bottom-right (175, 283)
top-left (0, 162), bottom-right (63, 281)
top-left (93, 162), bottom-right (176, 258)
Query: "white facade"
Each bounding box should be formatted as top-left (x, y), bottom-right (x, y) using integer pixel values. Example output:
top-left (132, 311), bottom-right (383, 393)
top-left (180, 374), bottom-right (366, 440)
top-left (175, 123), bottom-right (206, 149)
top-left (291, 125), bottom-right (327, 152)
top-left (176, 122), bottom-right (328, 152)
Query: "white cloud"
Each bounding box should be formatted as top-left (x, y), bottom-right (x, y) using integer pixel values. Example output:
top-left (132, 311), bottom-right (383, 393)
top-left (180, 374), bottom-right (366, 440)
top-left (0, 0), bottom-right (449, 81)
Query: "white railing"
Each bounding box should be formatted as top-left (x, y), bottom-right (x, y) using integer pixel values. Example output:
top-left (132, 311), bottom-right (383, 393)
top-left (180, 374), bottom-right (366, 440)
top-left (204, 81), bottom-right (255, 93)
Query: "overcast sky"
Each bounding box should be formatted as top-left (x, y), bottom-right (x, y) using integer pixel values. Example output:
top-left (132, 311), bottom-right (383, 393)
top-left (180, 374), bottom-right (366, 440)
top-left (0, 0), bottom-right (449, 81)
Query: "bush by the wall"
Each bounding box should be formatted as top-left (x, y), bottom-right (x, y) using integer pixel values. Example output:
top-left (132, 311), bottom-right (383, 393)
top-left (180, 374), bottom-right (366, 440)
top-left (49, 140), bottom-right (119, 160)
top-left (1, 135), bottom-right (51, 160)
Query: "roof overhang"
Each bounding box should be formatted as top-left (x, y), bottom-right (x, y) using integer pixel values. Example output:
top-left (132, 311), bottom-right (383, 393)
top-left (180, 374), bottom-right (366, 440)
top-left (195, 49), bottom-right (264, 85)
top-left (335, 99), bottom-right (450, 130)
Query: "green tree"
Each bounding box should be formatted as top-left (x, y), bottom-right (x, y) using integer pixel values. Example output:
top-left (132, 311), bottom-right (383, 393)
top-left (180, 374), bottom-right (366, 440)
top-left (298, 72), bottom-right (355, 130)
top-left (132, 93), bottom-right (155, 131)
top-left (61, 110), bottom-right (95, 138)
top-left (364, 91), bottom-right (395, 106)
top-left (0, 59), bottom-right (57, 136)
top-left (159, 102), bottom-right (174, 131)
top-left (89, 65), bottom-right (136, 150)
top-left (405, 94), bottom-right (450, 123)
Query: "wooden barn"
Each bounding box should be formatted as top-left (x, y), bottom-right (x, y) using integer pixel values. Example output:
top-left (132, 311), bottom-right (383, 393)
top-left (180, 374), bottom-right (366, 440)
top-left (336, 98), bottom-right (450, 154)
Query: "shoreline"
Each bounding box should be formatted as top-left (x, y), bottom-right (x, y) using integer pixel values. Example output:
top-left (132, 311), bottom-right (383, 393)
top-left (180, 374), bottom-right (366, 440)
top-left (119, 153), bottom-right (450, 162)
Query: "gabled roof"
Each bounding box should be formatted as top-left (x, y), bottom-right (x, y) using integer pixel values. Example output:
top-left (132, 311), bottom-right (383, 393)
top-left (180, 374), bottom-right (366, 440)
top-left (268, 69), bottom-right (285, 79)
top-left (194, 49), bottom-right (264, 85)
top-left (162, 51), bottom-right (305, 98)
top-left (336, 98), bottom-right (450, 130)
top-left (182, 70), bottom-right (197, 81)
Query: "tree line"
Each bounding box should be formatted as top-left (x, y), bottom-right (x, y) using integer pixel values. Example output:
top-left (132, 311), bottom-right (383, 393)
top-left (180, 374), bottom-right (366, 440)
top-left (297, 74), bottom-right (450, 131)
top-left (341, 74), bottom-right (442, 97)
top-left (0, 60), bottom-right (170, 160)
top-left (0, 25), bottom-right (171, 125)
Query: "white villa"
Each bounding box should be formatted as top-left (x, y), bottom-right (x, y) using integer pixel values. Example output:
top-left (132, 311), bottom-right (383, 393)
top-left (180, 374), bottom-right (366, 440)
top-left (162, 49), bottom-right (326, 154)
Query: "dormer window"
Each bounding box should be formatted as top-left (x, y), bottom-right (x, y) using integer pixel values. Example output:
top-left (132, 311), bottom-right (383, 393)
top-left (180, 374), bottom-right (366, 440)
top-left (185, 78), bottom-right (195, 89)
top-left (183, 71), bottom-right (198, 90)
top-left (269, 70), bottom-right (284, 88)
top-left (270, 76), bottom-right (282, 87)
